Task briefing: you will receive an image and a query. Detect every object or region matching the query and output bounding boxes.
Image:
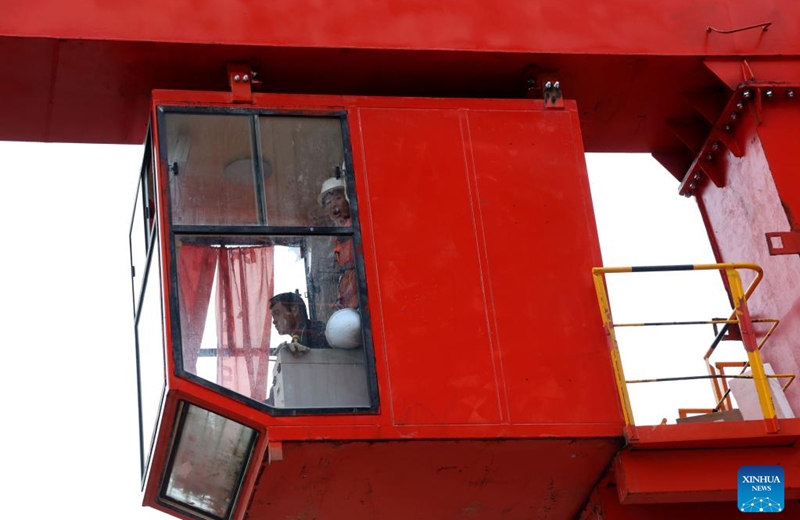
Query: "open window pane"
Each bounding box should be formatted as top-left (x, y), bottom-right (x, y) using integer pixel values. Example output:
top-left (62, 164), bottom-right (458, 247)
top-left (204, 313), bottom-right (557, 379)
top-left (136, 233), bottom-right (166, 479)
top-left (175, 235), bottom-right (368, 409)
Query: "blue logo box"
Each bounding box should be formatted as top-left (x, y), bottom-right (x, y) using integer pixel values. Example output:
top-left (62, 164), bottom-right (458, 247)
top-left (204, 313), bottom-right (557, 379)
top-left (738, 465), bottom-right (784, 513)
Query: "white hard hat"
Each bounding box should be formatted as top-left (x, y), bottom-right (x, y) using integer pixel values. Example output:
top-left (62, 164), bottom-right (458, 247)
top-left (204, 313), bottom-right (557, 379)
top-left (325, 308), bottom-right (362, 349)
top-left (318, 177), bottom-right (346, 206)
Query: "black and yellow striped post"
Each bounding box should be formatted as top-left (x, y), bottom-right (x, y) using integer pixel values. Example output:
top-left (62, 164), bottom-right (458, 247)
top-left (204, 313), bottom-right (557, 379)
top-left (592, 266), bottom-right (635, 428)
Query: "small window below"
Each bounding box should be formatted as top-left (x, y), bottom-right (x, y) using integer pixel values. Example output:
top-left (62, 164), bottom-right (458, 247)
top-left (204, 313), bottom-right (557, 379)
top-left (160, 403), bottom-right (256, 520)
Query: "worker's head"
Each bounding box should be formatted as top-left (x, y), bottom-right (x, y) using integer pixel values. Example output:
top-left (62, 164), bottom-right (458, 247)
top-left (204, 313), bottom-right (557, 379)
top-left (269, 292), bottom-right (309, 335)
top-left (318, 177), bottom-right (350, 226)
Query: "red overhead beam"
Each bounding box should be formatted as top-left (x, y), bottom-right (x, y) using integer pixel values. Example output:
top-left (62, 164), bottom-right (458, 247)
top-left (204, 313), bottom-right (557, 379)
top-left (1, 2), bottom-right (799, 150)
top-left (2, 1), bottom-right (798, 56)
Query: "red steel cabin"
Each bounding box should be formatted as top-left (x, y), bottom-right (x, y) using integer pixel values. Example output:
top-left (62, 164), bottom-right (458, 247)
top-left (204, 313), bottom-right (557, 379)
top-left (1, 1), bottom-right (799, 519)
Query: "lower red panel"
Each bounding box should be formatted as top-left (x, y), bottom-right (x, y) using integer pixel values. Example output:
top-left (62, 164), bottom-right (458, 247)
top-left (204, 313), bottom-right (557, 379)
top-left (249, 438), bottom-right (620, 520)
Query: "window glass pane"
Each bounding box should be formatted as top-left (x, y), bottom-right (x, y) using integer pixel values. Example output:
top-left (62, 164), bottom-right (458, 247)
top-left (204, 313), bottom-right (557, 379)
top-left (175, 235), bottom-right (368, 409)
top-left (258, 116), bottom-right (346, 227)
top-left (163, 404), bottom-right (255, 519)
top-left (136, 233), bottom-right (166, 478)
top-left (130, 179), bottom-right (147, 313)
top-left (164, 113), bottom-right (259, 226)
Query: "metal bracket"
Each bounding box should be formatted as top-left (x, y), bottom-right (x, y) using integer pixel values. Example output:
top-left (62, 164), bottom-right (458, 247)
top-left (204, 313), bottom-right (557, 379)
top-left (521, 67), bottom-right (564, 108)
top-left (543, 80), bottom-right (564, 109)
top-left (766, 231), bottom-right (800, 255)
top-left (267, 441), bottom-right (284, 464)
top-left (712, 319), bottom-right (742, 342)
top-left (227, 63), bottom-right (254, 103)
top-left (678, 82), bottom-right (798, 197)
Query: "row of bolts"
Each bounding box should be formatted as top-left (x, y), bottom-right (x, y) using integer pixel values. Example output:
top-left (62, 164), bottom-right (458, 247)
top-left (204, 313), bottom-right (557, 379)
top-left (685, 87), bottom-right (796, 197)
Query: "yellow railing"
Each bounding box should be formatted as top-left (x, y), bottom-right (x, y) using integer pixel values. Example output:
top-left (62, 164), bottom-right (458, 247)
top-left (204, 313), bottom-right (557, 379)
top-left (592, 262), bottom-right (793, 434)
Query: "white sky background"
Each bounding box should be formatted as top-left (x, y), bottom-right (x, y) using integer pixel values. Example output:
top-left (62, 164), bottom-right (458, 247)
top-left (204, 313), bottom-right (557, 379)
top-left (0, 144), bottom-right (735, 519)
top-left (585, 154), bottom-right (741, 424)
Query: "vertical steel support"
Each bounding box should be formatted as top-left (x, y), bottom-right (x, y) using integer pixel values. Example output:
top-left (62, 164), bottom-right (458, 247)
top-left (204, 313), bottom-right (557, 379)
top-left (724, 268), bottom-right (779, 433)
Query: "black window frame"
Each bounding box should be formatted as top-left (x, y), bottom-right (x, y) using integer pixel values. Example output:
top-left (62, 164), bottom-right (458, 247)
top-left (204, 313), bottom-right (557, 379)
top-left (130, 126), bottom-right (154, 320)
top-left (131, 126), bottom-right (168, 484)
top-left (155, 105), bottom-right (379, 416)
top-left (135, 224), bottom-right (167, 486)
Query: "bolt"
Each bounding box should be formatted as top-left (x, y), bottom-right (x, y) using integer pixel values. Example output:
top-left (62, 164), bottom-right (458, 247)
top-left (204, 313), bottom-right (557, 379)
top-left (736, 102), bottom-right (744, 110)
top-left (705, 153), bottom-right (714, 161)
top-left (554, 81), bottom-right (560, 89)
top-left (730, 112), bottom-right (738, 121)
top-left (789, 90), bottom-right (796, 98)
top-left (766, 89), bottom-right (774, 98)
top-left (711, 141), bottom-right (720, 151)
top-left (689, 182), bottom-right (698, 190)
top-left (684, 191), bottom-right (693, 198)
top-left (545, 81), bottom-right (552, 89)
top-left (243, 74), bottom-right (250, 82)
top-left (234, 74), bottom-right (241, 82)
top-left (693, 172), bottom-right (702, 181)
top-left (743, 90), bottom-right (752, 99)
top-left (723, 123), bottom-right (732, 131)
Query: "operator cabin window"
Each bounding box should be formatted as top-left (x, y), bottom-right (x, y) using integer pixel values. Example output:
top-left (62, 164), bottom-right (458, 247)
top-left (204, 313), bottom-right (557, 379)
top-left (161, 109), bottom-right (374, 413)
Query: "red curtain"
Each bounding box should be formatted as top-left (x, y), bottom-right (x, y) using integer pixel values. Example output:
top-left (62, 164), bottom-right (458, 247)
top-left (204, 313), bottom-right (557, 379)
top-left (176, 243), bottom-right (219, 374)
top-left (215, 246), bottom-right (275, 401)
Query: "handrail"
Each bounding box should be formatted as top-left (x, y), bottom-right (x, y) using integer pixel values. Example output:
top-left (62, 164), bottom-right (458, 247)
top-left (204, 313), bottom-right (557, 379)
top-left (593, 262), bottom-right (764, 299)
top-left (592, 262), bottom-right (783, 434)
top-left (626, 373), bottom-right (793, 384)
